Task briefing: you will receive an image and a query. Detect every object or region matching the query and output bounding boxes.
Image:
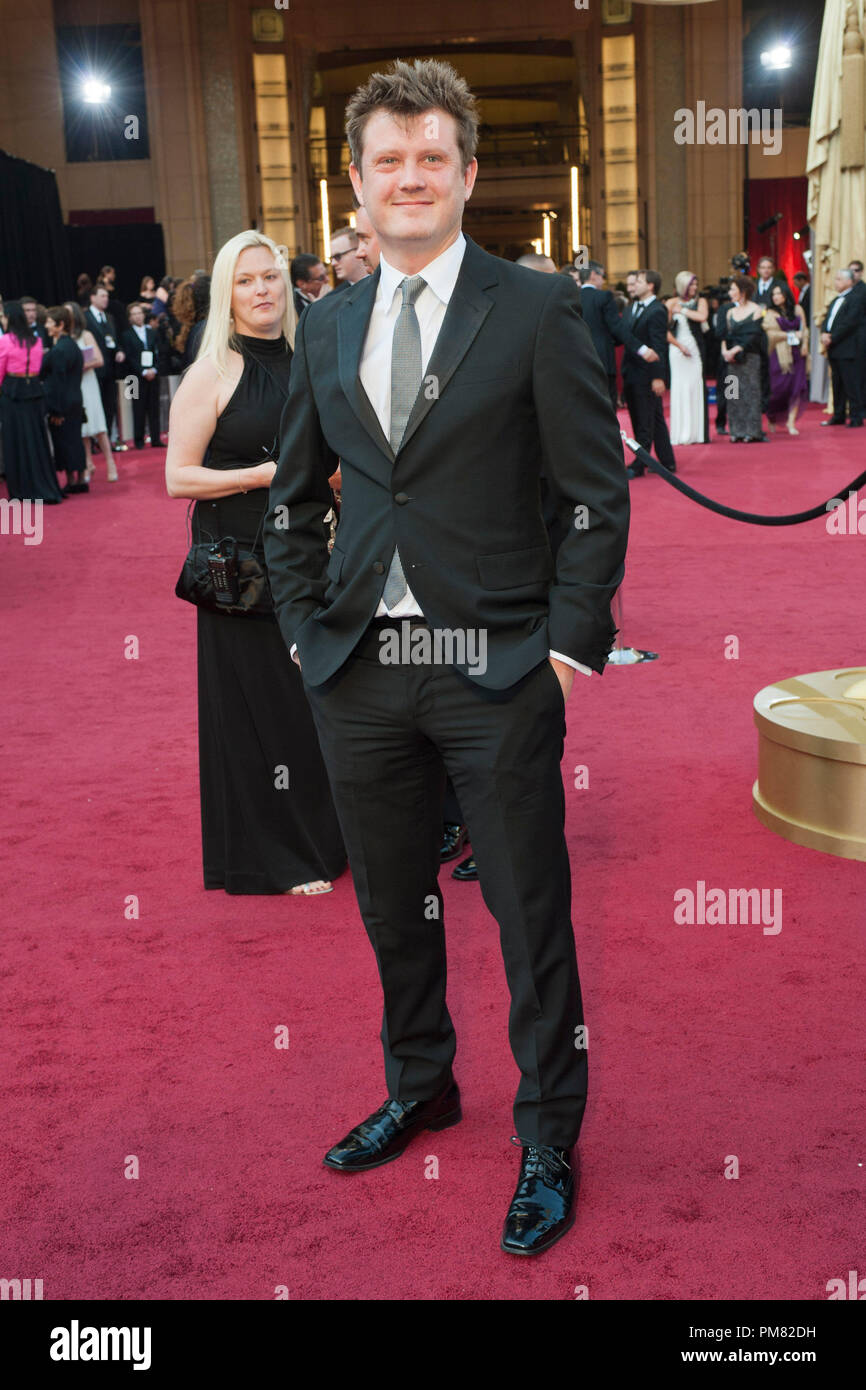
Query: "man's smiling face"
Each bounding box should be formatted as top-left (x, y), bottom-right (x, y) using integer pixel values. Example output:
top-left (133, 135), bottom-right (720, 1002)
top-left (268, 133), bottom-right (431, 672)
top-left (349, 107), bottom-right (477, 255)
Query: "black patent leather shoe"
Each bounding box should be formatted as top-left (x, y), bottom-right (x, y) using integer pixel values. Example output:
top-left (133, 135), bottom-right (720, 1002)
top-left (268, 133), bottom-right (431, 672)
top-left (323, 1079), bottom-right (461, 1172)
top-left (452, 855), bottom-right (478, 881)
top-left (625, 464), bottom-right (645, 479)
top-left (440, 822), bottom-right (469, 862)
top-left (501, 1139), bottom-right (578, 1256)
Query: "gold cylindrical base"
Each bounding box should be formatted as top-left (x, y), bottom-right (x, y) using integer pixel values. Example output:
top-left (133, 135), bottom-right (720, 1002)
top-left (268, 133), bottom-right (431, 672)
top-left (752, 669), bottom-right (866, 862)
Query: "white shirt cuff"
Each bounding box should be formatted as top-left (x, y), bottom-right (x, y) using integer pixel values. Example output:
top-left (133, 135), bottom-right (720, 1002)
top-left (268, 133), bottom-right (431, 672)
top-left (637, 344), bottom-right (651, 358)
top-left (550, 650), bottom-right (592, 676)
top-left (289, 643), bottom-right (299, 664)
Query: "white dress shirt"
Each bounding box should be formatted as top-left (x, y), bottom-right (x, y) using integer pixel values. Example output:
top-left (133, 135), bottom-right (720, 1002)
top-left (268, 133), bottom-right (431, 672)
top-left (134, 323), bottom-right (147, 344)
top-left (295, 231), bottom-right (592, 676)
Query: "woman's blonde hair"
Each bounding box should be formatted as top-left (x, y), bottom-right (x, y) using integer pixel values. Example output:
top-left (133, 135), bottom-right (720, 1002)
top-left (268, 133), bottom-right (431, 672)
top-left (196, 230), bottom-right (295, 376)
top-left (675, 270), bottom-right (697, 300)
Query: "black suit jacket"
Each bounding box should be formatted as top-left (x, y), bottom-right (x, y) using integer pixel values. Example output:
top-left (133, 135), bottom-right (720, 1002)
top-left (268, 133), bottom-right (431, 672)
top-left (754, 274), bottom-right (788, 307)
top-left (822, 288), bottom-right (866, 359)
top-left (621, 299), bottom-right (670, 387)
top-left (264, 236), bottom-right (629, 690)
top-left (576, 285), bottom-right (641, 375)
top-left (40, 335), bottom-right (83, 415)
top-left (85, 309), bottom-right (119, 381)
top-left (120, 325), bottom-right (159, 374)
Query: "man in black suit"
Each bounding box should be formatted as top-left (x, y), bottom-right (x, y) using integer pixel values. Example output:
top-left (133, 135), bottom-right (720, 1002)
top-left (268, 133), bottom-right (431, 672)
top-left (820, 268), bottom-right (866, 427)
top-left (264, 58), bottom-right (629, 1258)
top-left (86, 284), bottom-right (125, 443)
top-left (120, 302), bottom-right (162, 448)
top-left (846, 260), bottom-right (866, 400)
top-left (290, 253), bottom-right (330, 320)
top-left (754, 256), bottom-right (788, 307)
top-left (793, 273), bottom-right (811, 325)
top-left (621, 269), bottom-right (677, 477)
top-left (577, 259), bottom-right (658, 415)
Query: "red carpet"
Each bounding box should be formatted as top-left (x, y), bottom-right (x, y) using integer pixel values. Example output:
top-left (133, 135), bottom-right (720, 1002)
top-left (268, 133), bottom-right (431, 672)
top-left (2, 406), bottom-right (864, 1300)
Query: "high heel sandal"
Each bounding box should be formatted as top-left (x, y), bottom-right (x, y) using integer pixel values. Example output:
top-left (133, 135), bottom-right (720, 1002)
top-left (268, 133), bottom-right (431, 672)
top-left (286, 880), bottom-right (333, 896)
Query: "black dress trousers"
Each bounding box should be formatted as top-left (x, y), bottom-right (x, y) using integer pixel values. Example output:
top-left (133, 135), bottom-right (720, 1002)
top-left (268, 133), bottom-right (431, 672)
top-left (624, 381), bottom-right (677, 469)
top-left (302, 620), bottom-right (588, 1149)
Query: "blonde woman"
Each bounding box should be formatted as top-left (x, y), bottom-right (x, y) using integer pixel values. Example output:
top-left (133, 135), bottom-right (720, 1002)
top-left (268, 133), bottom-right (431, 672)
top-left (165, 231), bottom-right (345, 897)
top-left (666, 271), bottom-right (708, 444)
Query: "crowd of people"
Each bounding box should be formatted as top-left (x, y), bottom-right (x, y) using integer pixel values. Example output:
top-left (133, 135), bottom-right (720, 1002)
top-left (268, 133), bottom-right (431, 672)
top-left (0, 266), bottom-right (212, 502)
top-left (554, 251), bottom-right (864, 476)
top-left (3, 240), bottom-right (863, 505)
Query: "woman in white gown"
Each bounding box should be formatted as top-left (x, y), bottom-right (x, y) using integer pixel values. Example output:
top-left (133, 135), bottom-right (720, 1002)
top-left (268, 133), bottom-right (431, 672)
top-left (667, 271), bottom-right (708, 445)
top-left (66, 303), bottom-right (118, 482)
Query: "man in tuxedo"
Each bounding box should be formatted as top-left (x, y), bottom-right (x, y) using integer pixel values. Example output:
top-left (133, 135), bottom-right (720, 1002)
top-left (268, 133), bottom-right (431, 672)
top-left (621, 269), bottom-right (677, 477)
top-left (120, 303), bottom-right (162, 448)
top-left (577, 259), bottom-right (658, 416)
top-left (846, 260), bottom-right (866, 399)
top-left (820, 268), bottom-right (865, 427)
top-left (86, 285), bottom-right (125, 444)
top-left (291, 254), bottom-right (330, 319)
top-left (98, 266), bottom-right (128, 342)
top-left (793, 273), bottom-right (811, 325)
top-left (264, 58), bottom-right (629, 1257)
top-left (754, 257), bottom-right (787, 307)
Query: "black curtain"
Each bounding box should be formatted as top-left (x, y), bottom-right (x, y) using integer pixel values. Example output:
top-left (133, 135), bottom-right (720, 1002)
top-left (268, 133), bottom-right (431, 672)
top-left (66, 224), bottom-right (166, 306)
top-left (0, 150), bottom-right (72, 305)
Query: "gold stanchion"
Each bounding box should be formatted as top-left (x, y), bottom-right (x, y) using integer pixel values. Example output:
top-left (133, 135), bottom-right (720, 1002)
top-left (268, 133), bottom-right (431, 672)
top-left (753, 669), bottom-right (866, 861)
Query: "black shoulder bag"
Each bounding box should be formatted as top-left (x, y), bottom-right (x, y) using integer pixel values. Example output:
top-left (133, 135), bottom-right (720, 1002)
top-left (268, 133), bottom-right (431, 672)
top-left (175, 494), bottom-right (274, 617)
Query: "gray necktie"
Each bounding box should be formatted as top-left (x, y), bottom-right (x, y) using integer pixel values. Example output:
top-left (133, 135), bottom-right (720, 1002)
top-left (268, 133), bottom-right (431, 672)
top-left (383, 274), bottom-right (426, 608)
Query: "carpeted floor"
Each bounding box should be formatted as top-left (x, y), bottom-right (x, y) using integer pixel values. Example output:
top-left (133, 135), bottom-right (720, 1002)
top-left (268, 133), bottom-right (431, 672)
top-left (2, 405), bottom-right (863, 1300)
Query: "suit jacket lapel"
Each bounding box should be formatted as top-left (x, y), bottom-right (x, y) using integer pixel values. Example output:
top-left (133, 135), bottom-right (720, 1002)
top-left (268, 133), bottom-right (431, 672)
top-left (337, 267), bottom-right (394, 461)
top-left (398, 237), bottom-right (497, 455)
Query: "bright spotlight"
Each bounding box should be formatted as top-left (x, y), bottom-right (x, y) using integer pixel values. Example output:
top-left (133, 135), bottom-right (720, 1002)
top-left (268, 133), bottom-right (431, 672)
top-left (82, 78), bottom-right (111, 103)
top-left (760, 45), bottom-right (792, 71)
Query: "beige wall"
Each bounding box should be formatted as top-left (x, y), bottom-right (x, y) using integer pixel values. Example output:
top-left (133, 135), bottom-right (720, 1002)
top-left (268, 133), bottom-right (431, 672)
top-left (639, 0), bottom-right (744, 286)
top-left (138, 0), bottom-right (212, 273)
top-left (0, 0), bottom-right (771, 285)
top-left (760, 126), bottom-right (809, 180)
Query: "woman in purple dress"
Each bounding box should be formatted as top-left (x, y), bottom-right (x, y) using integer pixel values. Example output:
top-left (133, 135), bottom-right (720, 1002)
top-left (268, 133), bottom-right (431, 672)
top-left (764, 283), bottom-right (809, 435)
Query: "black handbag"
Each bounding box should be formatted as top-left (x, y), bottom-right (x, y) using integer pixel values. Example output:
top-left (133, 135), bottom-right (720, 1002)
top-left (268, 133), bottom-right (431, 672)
top-left (175, 499), bottom-right (274, 617)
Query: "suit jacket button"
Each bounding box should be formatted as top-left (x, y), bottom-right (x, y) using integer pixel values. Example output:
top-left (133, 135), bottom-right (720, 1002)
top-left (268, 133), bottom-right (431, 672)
top-left (372, 561), bottom-right (385, 574)
top-left (394, 492), bottom-right (409, 504)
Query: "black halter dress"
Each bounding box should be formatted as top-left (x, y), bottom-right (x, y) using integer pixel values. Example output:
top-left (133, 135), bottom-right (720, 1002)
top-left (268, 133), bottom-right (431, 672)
top-left (191, 333), bottom-right (345, 893)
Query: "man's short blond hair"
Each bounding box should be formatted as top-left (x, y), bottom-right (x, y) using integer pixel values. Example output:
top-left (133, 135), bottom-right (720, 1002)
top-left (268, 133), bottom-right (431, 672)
top-left (345, 58), bottom-right (480, 173)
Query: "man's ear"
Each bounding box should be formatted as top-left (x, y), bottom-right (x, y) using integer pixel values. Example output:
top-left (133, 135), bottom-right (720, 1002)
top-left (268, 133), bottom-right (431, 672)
top-left (463, 157), bottom-right (478, 203)
top-left (349, 163), bottom-right (363, 205)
